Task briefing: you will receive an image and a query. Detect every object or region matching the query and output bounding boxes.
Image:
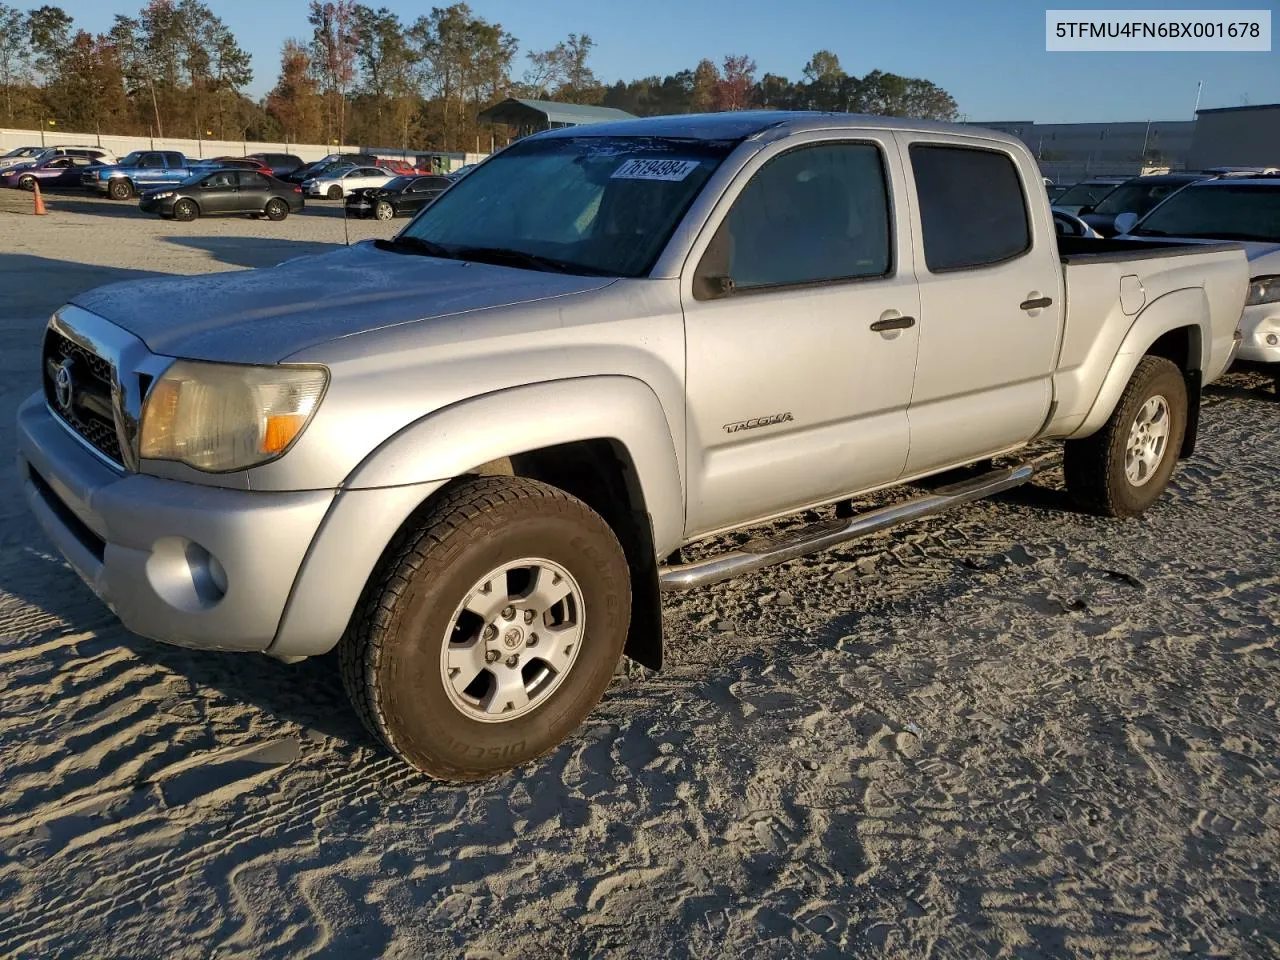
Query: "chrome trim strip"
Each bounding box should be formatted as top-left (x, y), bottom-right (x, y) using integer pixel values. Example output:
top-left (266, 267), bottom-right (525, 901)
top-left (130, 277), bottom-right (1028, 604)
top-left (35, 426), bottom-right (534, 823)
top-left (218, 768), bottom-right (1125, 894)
top-left (45, 402), bottom-right (127, 474)
top-left (47, 305), bottom-right (169, 473)
top-left (658, 454), bottom-right (1062, 592)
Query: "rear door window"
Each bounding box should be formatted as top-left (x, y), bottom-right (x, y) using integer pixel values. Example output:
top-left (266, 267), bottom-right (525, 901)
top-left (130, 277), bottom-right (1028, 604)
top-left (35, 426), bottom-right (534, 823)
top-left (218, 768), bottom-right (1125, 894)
top-left (236, 171), bottom-right (270, 189)
top-left (908, 144), bottom-right (1031, 272)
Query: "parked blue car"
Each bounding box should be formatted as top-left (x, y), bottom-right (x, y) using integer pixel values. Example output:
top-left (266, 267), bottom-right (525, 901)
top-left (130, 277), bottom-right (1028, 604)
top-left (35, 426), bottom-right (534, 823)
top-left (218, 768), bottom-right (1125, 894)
top-left (82, 150), bottom-right (192, 200)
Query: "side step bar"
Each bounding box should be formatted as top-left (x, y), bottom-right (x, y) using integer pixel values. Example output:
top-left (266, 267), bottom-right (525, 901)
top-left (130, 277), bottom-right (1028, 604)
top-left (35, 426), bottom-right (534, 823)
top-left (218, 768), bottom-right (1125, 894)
top-left (657, 453), bottom-right (1061, 592)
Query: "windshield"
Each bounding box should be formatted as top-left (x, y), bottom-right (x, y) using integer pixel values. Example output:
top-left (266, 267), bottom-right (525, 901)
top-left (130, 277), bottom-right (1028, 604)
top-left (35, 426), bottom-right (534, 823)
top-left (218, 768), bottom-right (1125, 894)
top-left (118, 151), bottom-right (144, 167)
top-left (1092, 180), bottom-right (1194, 216)
top-left (1132, 184), bottom-right (1280, 242)
top-left (3, 146), bottom-right (42, 159)
top-left (382, 175), bottom-right (414, 190)
top-left (397, 135), bottom-right (734, 277)
top-left (1055, 181), bottom-right (1121, 207)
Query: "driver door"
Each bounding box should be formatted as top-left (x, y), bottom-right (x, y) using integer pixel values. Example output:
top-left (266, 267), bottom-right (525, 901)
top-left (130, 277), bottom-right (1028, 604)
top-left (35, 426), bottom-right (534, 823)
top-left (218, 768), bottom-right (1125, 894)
top-left (197, 171), bottom-right (238, 213)
top-left (681, 133), bottom-right (921, 536)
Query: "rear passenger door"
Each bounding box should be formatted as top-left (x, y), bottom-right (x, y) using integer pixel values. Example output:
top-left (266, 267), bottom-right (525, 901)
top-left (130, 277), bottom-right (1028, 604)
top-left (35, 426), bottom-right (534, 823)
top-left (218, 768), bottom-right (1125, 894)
top-left (234, 171), bottom-right (271, 211)
top-left (895, 135), bottom-right (1062, 476)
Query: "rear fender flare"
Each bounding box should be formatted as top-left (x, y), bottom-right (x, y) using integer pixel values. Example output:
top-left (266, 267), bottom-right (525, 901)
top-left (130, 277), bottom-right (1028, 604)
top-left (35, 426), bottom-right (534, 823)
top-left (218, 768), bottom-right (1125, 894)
top-left (1068, 288), bottom-right (1207, 440)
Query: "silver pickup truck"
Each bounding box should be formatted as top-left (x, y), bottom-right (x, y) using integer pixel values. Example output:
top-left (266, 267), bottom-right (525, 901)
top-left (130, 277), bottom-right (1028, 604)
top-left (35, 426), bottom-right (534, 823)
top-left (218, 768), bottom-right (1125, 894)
top-left (17, 113), bottom-right (1248, 780)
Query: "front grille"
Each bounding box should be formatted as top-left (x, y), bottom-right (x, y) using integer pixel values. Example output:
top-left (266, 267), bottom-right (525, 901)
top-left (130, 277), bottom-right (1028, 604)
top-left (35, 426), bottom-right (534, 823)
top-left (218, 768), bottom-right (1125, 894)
top-left (43, 327), bottom-right (123, 465)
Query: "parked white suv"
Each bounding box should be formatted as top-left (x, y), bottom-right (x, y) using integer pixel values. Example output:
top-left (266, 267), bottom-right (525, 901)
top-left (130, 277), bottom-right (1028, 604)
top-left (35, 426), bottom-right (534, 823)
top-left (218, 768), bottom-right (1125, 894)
top-left (1116, 177), bottom-right (1280, 394)
top-left (12, 145), bottom-right (118, 168)
top-left (304, 165), bottom-right (394, 199)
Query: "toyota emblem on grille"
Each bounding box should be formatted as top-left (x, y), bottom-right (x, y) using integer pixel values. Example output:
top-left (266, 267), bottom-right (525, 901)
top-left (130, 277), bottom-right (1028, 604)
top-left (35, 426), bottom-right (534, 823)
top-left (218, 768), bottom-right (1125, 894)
top-left (54, 359), bottom-right (75, 413)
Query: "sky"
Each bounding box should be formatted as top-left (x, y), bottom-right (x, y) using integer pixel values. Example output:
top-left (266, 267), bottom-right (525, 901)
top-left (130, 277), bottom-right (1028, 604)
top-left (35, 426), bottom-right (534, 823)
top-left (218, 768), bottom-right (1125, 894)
top-left (50, 0), bottom-right (1280, 123)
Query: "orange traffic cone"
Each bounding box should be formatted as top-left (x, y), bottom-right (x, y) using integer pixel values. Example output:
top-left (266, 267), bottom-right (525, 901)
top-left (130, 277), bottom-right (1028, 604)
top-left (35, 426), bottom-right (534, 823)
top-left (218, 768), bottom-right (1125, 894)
top-left (32, 180), bottom-right (47, 216)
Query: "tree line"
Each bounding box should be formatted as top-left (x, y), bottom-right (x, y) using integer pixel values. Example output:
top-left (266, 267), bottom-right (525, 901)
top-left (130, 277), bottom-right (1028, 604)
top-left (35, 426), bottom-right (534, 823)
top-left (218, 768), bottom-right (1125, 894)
top-left (0, 1), bottom-right (959, 151)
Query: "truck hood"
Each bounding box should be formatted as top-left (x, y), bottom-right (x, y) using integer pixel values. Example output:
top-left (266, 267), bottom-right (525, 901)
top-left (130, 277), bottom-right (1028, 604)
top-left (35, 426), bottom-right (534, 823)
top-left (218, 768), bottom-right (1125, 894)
top-left (69, 240), bottom-right (616, 363)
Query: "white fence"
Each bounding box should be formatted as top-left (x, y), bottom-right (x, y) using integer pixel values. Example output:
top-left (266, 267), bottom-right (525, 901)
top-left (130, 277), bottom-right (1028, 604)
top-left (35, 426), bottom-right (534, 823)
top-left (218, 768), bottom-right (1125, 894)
top-left (0, 127), bottom-right (489, 169)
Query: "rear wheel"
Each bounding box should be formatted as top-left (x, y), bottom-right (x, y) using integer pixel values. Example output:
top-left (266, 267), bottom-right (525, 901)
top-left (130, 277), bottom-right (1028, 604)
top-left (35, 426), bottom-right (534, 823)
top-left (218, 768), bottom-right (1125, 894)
top-left (327, 184), bottom-right (343, 200)
top-left (172, 198), bottom-right (198, 222)
top-left (264, 198), bottom-right (288, 221)
top-left (108, 178), bottom-right (133, 200)
top-left (1064, 355), bottom-right (1187, 517)
top-left (339, 476), bottom-right (632, 780)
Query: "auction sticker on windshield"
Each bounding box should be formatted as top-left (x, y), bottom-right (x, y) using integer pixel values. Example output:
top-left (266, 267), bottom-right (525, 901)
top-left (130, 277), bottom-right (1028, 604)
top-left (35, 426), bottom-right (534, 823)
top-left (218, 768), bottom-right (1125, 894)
top-left (611, 158), bottom-right (702, 181)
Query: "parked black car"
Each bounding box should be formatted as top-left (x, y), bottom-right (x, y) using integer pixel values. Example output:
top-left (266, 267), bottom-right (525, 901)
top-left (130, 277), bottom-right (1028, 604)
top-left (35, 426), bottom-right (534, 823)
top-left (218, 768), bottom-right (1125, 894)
top-left (1079, 173), bottom-right (1209, 236)
top-left (283, 153), bottom-right (381, 184)
top-left (344, 174), bottom-right (453, 219)
top-left (247, 152), bottom-right (305, 177)
top-left (138, 169), bottom-right (305, 221)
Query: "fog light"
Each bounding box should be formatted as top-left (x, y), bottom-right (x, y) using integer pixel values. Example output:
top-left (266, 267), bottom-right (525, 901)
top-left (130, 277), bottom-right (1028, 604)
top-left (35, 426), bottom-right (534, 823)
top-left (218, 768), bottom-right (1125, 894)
top-left (145, 537), bottom-right (228, 612)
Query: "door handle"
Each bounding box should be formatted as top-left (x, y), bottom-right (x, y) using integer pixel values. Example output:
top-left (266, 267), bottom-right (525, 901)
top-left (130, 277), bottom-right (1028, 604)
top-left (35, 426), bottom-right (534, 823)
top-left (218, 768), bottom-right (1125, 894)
top-left (869, 315), bottom-right (916, 332)
top-left (1019, 296), bottom-right (1053, 310)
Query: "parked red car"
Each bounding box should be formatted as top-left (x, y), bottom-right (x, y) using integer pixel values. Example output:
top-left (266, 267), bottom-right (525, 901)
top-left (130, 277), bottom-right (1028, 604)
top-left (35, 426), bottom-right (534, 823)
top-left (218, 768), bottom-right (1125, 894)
top-left (374, 158), bottom-right (421, 176)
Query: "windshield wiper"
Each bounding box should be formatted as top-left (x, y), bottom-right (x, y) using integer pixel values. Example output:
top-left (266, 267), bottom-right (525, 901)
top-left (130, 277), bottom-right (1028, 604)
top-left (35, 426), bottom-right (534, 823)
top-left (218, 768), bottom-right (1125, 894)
top-left (450, 245), bottom-right (609, 276)
top-left (374, 235), bottom-right (452, 258)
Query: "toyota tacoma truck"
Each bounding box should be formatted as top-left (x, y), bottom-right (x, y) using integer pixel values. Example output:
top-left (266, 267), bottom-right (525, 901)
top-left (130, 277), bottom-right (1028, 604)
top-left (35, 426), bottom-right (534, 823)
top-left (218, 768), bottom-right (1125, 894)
top-left (18, 112), bottom-right (1249, 780)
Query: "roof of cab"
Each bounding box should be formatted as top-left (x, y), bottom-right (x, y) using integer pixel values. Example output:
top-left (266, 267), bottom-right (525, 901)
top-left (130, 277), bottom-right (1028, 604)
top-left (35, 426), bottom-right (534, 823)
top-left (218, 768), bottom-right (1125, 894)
top-left (535, 110), bottom-right (1026, 148)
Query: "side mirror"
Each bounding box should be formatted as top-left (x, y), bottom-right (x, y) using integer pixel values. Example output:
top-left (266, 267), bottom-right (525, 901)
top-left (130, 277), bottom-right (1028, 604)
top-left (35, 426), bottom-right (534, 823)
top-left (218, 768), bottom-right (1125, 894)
top-left (1113, 212), bottom-right (1139, 235)
top-left (693, 274), bottom-right (735, 300)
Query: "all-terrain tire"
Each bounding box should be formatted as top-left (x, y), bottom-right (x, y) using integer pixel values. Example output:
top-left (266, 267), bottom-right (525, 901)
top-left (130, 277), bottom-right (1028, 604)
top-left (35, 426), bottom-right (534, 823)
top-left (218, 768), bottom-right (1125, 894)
top-left (1064, 355), bottom-right (1187, 518)
top-left (338, 476), bottom-right (632, 781)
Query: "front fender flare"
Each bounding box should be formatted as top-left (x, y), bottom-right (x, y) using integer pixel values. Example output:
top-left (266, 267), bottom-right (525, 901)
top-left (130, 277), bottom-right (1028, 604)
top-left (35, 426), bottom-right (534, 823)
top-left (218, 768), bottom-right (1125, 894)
top-left (344, 375), bottom-right (685, 553)
top-left (270, 377), bottom-right (685, 659)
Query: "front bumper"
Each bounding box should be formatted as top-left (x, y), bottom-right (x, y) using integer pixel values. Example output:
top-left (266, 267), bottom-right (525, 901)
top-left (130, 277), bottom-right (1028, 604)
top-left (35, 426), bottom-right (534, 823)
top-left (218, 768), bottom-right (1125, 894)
top-left (17, 393), bottom-right (334, 652)
top-left (1235, 302), bottom-right (1280, 364)
top-left (138, 196), bottom-right (176, 214)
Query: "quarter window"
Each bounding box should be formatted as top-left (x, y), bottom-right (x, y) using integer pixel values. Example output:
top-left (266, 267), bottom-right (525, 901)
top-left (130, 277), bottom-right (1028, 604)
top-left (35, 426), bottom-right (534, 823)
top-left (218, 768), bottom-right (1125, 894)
top-left (695, 142), bottom-right (892, 298)
top-left (908, 144), bottom-right (1031, 271)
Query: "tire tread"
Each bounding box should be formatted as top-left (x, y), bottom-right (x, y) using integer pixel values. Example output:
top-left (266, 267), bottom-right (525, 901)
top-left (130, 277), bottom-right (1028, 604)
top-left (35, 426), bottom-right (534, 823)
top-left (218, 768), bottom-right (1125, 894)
top-left (338, 475), bottom-right (614, 780)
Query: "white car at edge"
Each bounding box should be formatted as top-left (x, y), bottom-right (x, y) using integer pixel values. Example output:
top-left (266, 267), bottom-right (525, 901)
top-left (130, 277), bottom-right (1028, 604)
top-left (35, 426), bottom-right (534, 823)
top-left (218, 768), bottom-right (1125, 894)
top-left (1116, 176), bottom-right (1280, 395)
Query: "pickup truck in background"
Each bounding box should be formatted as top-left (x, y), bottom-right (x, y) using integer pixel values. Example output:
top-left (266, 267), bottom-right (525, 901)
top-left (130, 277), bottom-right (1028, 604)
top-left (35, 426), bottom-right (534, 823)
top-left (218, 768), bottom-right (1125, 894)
top-left (83, 149), bottom-right (191, 199)
top-left (19, 112), bottom-right (1249, 780)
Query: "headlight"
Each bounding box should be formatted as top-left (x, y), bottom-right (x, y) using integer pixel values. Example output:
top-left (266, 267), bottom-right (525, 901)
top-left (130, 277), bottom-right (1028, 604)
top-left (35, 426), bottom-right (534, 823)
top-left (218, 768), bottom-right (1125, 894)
top-left (151, 191), bottom-right (174, 200)
top-left (140, 361), bottom-right (328, 472)
top-left (1246, 276), bottom-right (1280, 306)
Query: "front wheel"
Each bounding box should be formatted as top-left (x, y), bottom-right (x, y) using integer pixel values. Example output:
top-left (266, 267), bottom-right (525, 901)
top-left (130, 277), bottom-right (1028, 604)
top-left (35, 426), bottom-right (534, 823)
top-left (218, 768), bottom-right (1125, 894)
top-left (339, 476), bottom-right (632, 780)
top-left (1064, 355), bottom-right (1187, 517)
top-left (108, 178), bottom-right (133, 200)
top-left (264, 198), bottom-right (288, 221)
top-left (18, 175), bottom-right (35, 191)
top-left (374, 200), bottom-right (394, 221)
top-left (172, 198), bottom-right (198, 222)
top-left (326, 184), bottom-right (343, 200)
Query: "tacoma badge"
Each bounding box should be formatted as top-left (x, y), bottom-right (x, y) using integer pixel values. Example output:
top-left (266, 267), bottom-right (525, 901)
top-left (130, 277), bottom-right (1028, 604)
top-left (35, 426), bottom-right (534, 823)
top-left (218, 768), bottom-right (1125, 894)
top-left (724, 412), bottom-right (795, 434)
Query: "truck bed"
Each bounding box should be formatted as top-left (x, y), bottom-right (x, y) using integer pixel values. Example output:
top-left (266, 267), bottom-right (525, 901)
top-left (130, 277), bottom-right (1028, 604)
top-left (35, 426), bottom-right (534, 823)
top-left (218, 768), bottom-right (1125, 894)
top-left (1057, 235), bottom-right (1243, 264)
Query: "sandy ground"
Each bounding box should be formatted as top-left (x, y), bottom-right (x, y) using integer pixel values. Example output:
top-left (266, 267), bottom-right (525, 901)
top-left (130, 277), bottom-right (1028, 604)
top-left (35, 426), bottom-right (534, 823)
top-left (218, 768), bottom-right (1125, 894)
top-left (1, 193), bottom-right (1278, 960)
